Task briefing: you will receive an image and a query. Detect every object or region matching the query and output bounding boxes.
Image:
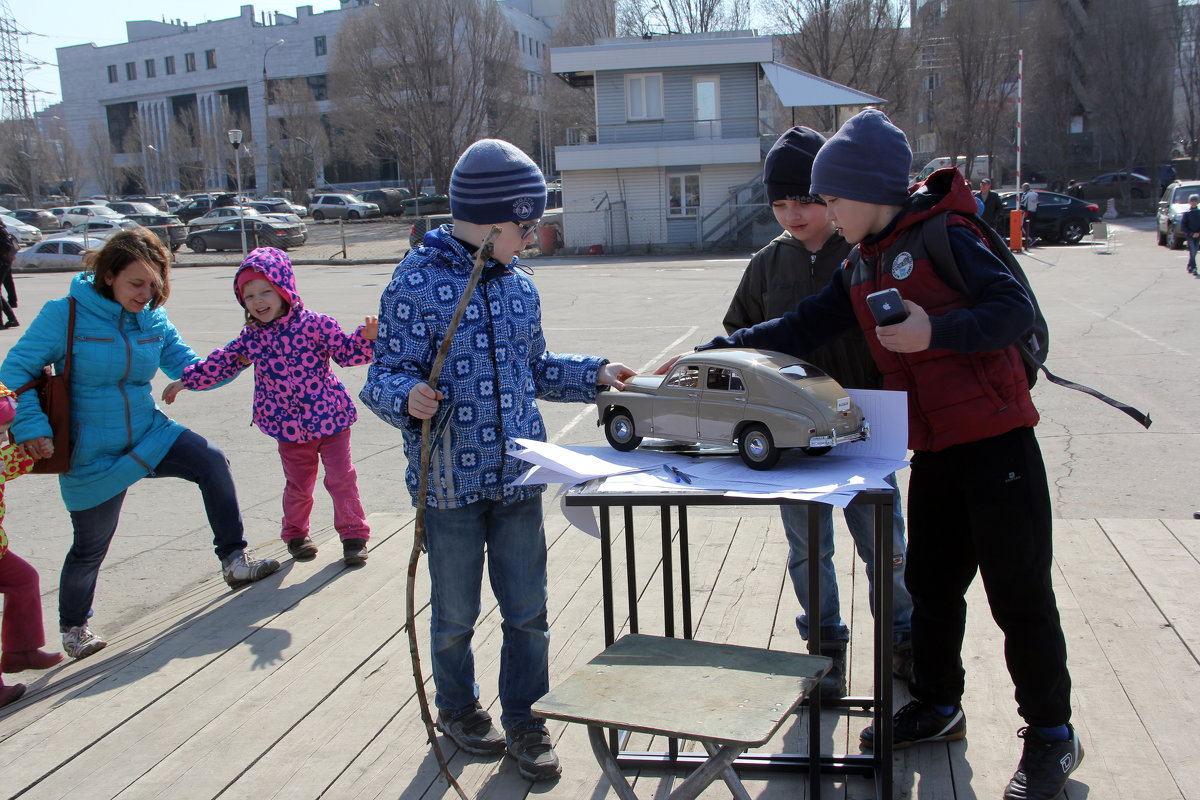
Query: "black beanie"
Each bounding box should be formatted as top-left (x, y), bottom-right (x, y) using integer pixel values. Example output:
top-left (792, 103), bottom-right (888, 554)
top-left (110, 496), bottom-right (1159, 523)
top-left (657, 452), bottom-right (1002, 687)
top-left (763, 126), bottom-right (826, 203)
top-left (811, 108), bottom-right (912, 206)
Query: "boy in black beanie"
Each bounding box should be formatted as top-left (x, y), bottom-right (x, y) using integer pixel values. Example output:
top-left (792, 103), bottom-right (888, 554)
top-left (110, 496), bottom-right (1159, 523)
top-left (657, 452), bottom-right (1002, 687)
top-left (723, 126), bottom-right (913, 699)
top-left (696, 108), bottom-right (1081, 800)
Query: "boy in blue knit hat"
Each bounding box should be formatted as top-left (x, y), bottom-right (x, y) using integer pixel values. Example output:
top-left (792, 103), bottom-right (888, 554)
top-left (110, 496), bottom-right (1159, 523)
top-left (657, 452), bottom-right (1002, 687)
top-left (694, 109), bottom-right (1081, 800)
top-left (361, 138), bottom-right (634, 782)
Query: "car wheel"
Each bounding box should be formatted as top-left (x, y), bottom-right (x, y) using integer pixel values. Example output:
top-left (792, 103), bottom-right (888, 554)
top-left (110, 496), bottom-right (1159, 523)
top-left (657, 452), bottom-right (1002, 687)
top-left (188, 237), bottom-right (207, 253)
top-left (604, 408), bottom-right (642, 451)
top-left (348, 210), bottom-right (361, 220)
top-left (738, 423), bottom-right (779, 470)
top-left (1059, 218), bottom-right (1087, 245)
top-left (312, 211), bottom-right (325, 221)
top-left (1158, 227), bottom-right (1168, 246)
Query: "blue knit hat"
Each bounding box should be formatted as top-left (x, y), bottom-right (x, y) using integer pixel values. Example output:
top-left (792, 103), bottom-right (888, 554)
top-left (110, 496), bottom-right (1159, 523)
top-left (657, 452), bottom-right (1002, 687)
top-left (449, 139), bottom-right (546, 224)
top-left (810, 109), bottom-right (912, 206)
top-left (763, 126), bottom-right (826, 203)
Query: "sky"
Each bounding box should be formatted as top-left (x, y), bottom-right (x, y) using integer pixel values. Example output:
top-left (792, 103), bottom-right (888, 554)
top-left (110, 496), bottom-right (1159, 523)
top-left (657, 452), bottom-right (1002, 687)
top-left (9, 0), bottom-right (344, 110)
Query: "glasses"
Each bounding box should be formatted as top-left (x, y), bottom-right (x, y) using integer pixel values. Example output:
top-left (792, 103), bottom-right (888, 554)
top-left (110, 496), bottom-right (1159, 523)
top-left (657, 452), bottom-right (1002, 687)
top-left (514, 219), bottom-right (540, 238)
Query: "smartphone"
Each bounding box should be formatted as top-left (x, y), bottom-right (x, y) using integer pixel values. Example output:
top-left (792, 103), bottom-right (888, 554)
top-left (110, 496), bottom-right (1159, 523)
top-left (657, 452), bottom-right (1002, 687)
top-left (865, 288), bottom-right (909, 326)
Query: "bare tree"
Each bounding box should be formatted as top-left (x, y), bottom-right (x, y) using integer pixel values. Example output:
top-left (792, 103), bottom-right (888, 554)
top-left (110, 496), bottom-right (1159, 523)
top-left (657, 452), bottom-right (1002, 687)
top-left (1176, 2), bottom-right (1200, 175)
top-left (1022, 1), bottom-right (1080, 188)
top-left (764, 0), bottom-right (916, 130)
top-left (267, 79), bottom-right (331, 199)
top-left (545, 0), bottom-right (617, 159)
top-left (616, 0), bottom-right (750, 35)
top-left (0, 118), bottom-right (40, 202)
top-left (87, 121), bottom-right (122, 197)
top-left (329, 0), bottom-right (532, 196)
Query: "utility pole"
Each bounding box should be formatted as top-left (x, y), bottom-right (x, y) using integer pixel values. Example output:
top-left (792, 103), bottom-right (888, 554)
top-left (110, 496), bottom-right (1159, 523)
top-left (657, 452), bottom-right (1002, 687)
top-left (0, 0), bottom-right (40, 205)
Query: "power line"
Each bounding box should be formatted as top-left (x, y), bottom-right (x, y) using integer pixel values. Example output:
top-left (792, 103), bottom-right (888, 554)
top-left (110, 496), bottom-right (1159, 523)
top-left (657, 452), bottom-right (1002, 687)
top-left (0, 0), bottom-right (35, 123)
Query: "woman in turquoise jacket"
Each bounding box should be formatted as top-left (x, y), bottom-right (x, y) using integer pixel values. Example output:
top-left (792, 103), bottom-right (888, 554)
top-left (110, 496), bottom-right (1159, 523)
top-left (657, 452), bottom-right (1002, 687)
top-left (0, 230), bottom-right (279, 661)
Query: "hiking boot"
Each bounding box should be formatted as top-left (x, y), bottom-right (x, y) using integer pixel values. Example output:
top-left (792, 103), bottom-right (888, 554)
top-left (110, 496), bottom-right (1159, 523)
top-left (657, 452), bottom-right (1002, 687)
top-left (892, 636), bottom-right (914, 681)
top-left (1003, 725), bottom-right (1084, 800)
top-left (2, 649), bottom-right (65, 673)
top-left (61, 625), bottom-right (107, 660)
top-left (342, 538), bottom-right (369, 566)
top-left (0, 682), bottom-right (26, 708)
top-left (287, 536), bottom-right (318, 561)
top-left (507, 722), bottom-right (561, 782)
top-left (221, 548), bottom-right (281, 589)
top-left (860, 699), bottom-right (966, 750)
top-left (435, 701), bottom-right (506, 756)
top-left (816, 640), bottom-right (847, 700)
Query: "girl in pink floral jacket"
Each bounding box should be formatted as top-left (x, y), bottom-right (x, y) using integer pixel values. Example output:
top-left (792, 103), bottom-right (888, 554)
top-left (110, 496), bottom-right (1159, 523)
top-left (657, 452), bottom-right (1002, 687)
top-left (164, 247), bottom-right (377, 566)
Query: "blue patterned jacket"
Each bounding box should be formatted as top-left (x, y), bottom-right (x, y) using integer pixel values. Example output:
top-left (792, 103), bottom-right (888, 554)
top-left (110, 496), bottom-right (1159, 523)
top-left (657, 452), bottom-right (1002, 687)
top-left (361, 225), bottom-right (608, 508)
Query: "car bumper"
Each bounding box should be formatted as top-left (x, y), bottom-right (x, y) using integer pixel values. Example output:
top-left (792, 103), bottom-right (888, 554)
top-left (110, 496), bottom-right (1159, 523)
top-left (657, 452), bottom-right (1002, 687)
top-left (807, 420), bottom-right (870, 449)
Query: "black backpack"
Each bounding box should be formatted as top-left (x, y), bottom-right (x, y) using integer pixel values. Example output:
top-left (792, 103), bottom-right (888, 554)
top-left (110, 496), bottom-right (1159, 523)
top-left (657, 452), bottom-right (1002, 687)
top-left (0, 226), bottom-right (16, 265)
top-left (922, 209), bottom-right (1152, 429)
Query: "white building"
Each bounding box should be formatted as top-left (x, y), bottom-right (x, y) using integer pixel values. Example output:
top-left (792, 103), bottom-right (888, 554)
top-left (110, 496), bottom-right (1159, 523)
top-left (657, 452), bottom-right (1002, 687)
top-left (56, 1), bottom-right (559, 198)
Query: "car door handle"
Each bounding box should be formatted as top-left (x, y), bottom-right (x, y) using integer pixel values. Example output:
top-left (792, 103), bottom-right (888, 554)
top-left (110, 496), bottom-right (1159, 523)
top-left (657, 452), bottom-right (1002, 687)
top-left (687, 392), bottom-right (699, 398)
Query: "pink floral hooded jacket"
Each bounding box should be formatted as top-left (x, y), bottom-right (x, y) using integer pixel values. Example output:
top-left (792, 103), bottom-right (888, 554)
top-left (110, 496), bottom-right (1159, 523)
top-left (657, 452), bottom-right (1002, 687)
top-left (181, 247), bottom-right (373, 443)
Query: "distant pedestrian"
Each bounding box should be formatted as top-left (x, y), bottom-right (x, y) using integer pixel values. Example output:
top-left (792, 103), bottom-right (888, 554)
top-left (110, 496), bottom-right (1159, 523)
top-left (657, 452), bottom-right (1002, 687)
top-left (164, 247), bottom-right (378, 566)
top-left (1020, 183), bottom-right (1039, 247)
top-left (975, 178), bottom-right (1004, 232)
top-left (1066, 179), bottom-right (1084, 199)
top-left (1181, 194), bottom-right (1200, 276)
top-left (0, 222), bottom-right (19, 329)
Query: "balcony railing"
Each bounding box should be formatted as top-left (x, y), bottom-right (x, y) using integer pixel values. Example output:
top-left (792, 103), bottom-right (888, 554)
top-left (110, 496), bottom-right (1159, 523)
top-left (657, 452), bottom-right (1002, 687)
top-left (562, 115), bottom-right (761, 146)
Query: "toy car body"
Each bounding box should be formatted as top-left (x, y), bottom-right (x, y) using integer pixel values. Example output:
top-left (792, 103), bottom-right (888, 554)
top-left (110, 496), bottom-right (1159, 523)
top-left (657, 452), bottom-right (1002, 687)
top-left (596, 349), bottom-right (869, 470)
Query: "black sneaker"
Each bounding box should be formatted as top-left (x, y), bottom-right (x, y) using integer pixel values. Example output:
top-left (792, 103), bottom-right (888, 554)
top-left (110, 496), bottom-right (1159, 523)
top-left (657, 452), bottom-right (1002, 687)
top-left (435, 701), bottom-right (506, 756)
top-left (816, 640), bottom-right (847, 700)
top-left (506, 722), bottom-right (561, 781)
top-left (287, 537), bottom-right (318, 561)
top-left (860, 699), bottom-right (966, 750)
top-left (892, 637), bottom-right (914, 681)
top-left (342, 538), bottom-right (369, 566)
top-left (1003, 725), bottom-right (1083, 800)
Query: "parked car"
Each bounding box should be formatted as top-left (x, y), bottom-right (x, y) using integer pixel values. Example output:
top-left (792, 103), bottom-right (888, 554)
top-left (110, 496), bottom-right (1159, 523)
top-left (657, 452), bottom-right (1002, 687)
top-left (1001, 191), bottom-right (1101, 244)
top-left (398, 194), bottom-right (450, 216)
top-left (10, 208), bottom-right (60, 232)
top-left (126, 213), bottom-right (188, 252)
top-left (185, 218), bottom-right (307, 252)
top-left (260, 212), bottom-right (308, 236)
top-left (187, 206), bottom-right (262, 231)
top-left (259, 196), bottom-right (308, 216)
top-left (1078, 171), bottom-right (1155, 201)
top-left (13, 236), bottom-right (89, 270)
top-left (358, 188), bottom-right (411, 215)
top-left (55, 218), bottom-right (141, 244)
top-left (309, 193), bottom-right (381, 221)
top-left (1156, 180), bottom-right (1200, 248)
top-left (46, 207), bottom-right (71, 228)
top-left (61, 204), bottom-right (124, 228)
top-left (595, 349), bottom-right (870, 470)
top-left (0, 214), bottom-right (44, 246)
top-left (73, 198), bottom-right (108, 206)
top-left (108, 201), bottom-right (162, 217)
top-left (176, 194), bottom-right (238, 222)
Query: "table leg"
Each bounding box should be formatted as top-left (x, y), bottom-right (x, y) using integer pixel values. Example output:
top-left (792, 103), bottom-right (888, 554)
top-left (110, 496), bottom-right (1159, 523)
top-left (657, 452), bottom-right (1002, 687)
top-left (702, 741), bottom-right (752, 800)
top-left (807, 506), bottom-right (823, 800)
top-left (875, 501), bottom-right (894, 800)
top-left (588, 726), bottom-right (641, 800)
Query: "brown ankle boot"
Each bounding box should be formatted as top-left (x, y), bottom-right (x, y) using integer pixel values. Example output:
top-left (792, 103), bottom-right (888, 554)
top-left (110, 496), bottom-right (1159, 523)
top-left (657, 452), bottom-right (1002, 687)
top-left (0, 681), bottom-right (26, 708)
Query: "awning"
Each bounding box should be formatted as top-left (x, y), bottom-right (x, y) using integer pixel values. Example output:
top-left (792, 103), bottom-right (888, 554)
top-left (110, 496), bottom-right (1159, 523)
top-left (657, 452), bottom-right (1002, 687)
top-left (760, 62), bottom-right (884, 107)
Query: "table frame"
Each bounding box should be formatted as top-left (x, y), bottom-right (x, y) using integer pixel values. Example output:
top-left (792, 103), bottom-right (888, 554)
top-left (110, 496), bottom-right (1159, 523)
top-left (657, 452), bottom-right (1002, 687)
top-left (563, 486), bottom-right (895, 800)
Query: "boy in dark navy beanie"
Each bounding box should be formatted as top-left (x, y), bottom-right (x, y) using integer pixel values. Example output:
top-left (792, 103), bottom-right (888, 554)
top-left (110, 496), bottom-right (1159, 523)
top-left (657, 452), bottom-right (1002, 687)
top-left (695, 108), bottom-right (1082, 800)
top-left (726, 126), bottom-right (914, 699)
top-left (362, 137), bottom-right (633, 783)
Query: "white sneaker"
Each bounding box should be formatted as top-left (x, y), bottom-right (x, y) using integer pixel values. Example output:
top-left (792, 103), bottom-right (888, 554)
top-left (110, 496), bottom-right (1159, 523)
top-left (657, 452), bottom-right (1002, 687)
top-left (221, 548), bottom-right (281, 589)
top-left (62, 625), bottom-right (107, 660)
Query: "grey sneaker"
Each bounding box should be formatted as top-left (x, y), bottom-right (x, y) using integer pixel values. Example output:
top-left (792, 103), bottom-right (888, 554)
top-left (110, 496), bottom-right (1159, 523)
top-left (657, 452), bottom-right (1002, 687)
top-left (506, 722), bottom-right (561, 781)
top-left (62, 625), bottom-right (107, 660)
top-left (435, 701), bottom-right (506, 756)
top-left (861, 699), bottom-right (966, 750)
top-left (221, 548), bottom-right (281, 589)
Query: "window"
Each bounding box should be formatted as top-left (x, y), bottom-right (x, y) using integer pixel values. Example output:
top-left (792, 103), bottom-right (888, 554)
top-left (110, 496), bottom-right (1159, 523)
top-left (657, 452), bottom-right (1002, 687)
top-left (125, 61), bottom-right (137, 80)
top-left (185, 52), bottom-right (196, 72)
top-left (706, 368), bottom-right (744, 392)
top-left (145, 59), bottom-right (156, 78)
top-left (107, 65), bottom-right (118, 83)
top-left (205, 49), bottom-right (217, 69)
top-left (314, 35), bottom-right (327, 57)
top-left (666, 365), bottom-right (700, 389)
top-left (62, 242), bottom-right (83, 255)
top-left (668, 173), bottom-right (700, 218)
top-left (626, 73), bottom-right (663, 121)
top-left (165, 55), bottom-right (175, 75)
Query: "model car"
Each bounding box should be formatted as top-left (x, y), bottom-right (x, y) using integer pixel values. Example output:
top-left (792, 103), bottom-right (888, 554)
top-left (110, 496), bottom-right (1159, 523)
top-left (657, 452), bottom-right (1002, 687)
top-left (596, 349), bottom-right (869, 470)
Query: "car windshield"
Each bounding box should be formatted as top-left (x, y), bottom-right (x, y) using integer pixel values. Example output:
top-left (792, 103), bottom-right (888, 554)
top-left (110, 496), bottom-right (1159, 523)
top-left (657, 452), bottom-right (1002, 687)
top-left (779, 363), bottom-right (828, 381)
top-left (1172, 187), bottom-right (1200, 203)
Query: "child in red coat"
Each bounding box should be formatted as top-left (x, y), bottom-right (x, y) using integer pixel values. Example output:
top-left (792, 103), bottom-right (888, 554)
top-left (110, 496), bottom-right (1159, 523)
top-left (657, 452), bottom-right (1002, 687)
top-left (0, 386), bottom-right (64, 707)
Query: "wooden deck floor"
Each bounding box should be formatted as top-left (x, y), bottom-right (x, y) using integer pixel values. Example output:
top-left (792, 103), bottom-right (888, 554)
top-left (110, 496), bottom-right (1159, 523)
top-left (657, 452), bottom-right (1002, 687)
top-left (1, 503), bottom-right (1197, 799)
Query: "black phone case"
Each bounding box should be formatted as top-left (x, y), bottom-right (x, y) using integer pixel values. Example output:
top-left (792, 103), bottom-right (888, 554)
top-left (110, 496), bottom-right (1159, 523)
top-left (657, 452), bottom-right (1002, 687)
top-left (866, 289), bottom-right (908, 326)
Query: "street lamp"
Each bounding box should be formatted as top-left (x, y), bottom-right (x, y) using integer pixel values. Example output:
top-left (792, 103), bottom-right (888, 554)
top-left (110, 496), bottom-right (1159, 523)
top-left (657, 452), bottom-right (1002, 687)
top-left (228, 129), bottom-right (248, 258)
top-left (263, 39), bottom-right (285, 193)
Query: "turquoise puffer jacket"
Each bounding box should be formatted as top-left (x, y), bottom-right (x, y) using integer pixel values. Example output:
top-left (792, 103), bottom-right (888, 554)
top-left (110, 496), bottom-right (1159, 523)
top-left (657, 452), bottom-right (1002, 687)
top-left (0, 273), bottom-right (200, 511)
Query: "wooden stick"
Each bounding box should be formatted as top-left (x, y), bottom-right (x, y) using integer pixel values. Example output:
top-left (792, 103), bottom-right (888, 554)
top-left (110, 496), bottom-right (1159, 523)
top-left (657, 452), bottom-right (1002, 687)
top-left (407, 226), bottom-right (502, 800)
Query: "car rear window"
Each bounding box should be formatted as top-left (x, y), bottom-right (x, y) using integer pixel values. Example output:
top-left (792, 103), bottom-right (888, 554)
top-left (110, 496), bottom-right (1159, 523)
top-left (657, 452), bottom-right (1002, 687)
top-left (779, 364), bottom-right (828, 380)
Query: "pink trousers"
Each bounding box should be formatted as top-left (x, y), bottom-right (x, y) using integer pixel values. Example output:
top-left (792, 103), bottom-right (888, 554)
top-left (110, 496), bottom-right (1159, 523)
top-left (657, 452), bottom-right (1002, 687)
top-left (277, 428), bottom-right (369, 542)
top-left (0, 551), bottom-right (47, 654)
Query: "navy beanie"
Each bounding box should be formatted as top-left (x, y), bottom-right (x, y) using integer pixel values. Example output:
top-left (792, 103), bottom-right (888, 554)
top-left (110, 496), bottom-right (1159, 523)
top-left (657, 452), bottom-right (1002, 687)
top-left (810, 109), bottom-right (912, 206)
top-left (763, 127), bottom-right (826, 203)
top-left (450, 139), bottom-right (546, 224)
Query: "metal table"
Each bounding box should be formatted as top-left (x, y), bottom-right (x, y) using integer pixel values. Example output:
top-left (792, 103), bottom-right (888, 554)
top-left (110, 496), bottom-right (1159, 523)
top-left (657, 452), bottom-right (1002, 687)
top-left (562, 483), bottom-right (895, 800)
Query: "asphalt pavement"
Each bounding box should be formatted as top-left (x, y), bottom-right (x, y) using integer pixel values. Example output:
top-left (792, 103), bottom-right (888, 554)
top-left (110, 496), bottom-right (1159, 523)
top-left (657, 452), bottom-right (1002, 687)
top-left (1, 215), bottom-right (1193, 647)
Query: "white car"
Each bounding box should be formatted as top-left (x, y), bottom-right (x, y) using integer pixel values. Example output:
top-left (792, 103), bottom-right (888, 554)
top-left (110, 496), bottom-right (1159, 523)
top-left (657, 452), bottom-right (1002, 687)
top-left (13, 237), bottom-right (89, 270)
top-left (309, 193), bottom-right (380, 221)
top-left (260, 197), bottom-right (309, 216)
top-left (0, 214), bottom-right (44, 246)
top-left (61, 205), bottom-right (124, 228)
top-left (46, 207), bottom-right (72, 228)
top-left (187, 206), bottom-right (261, 231)
top-left (52, 219), bottom-right (140, 244)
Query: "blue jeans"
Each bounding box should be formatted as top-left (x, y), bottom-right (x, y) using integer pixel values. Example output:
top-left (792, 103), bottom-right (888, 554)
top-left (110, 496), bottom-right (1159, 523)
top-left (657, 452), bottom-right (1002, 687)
top-left (1188, 235), bottom-right (1198, 269)
top-left (424, 495), bottom-right (549, 733)
top-left (784, 472), bottom-right (913, 643)
top-left (60, 429), bottom-right (246, 629)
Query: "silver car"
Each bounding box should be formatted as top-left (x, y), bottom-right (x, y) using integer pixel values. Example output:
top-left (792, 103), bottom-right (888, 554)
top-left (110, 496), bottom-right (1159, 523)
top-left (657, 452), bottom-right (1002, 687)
top-left (596, 349), bottom-right (869, 470)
